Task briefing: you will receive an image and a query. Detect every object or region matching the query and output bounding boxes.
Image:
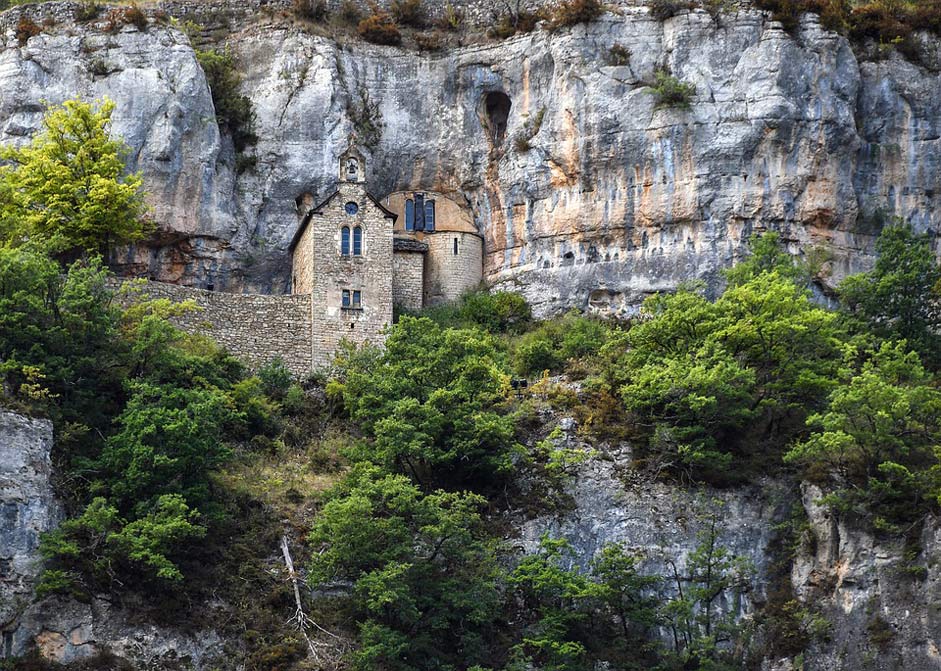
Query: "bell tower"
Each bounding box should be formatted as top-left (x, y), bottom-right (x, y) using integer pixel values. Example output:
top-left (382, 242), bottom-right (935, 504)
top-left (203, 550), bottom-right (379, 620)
top-left (340, 146), bottom-right (366, 184)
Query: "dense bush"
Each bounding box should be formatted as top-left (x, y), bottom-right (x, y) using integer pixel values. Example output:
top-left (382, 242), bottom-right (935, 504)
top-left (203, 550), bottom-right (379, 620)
top-left (839, 222), bottom-right (941, 369)
top-left (196, 49), bottom-right (257, 152)
top-left (513, 310), bottom-right (616, 376)
top-left (357, 8), bottom-right (402, 45)
top-left (335, 316), bottom-right (517, 487)
top-left (651, 70), bottom-right (696, 109)
top-left (390, 0), bottom-right (424, 27)
top-left (308, 464), bottom-right (501, 671)
top-left (604, 234), bottom-right (845, 483)
top-left (545, 0), bottom-right (604, 31)
top-left (293, 0), bottom-right (328, 21)
top-left (785, 341), bottom-right (941, 530)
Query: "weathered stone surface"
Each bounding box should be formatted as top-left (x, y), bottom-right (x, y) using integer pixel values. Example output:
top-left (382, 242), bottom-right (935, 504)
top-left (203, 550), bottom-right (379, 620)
top-left (2, 4), bottom-right (940, 314)
top-left (792, 484), bottom-right (941, 671)
top-left (0, 410), bottom-right (59, 636)
top-left (10, 597), bottom-right (230, 667)
top-left (520, 420), bottom-right (941, 670)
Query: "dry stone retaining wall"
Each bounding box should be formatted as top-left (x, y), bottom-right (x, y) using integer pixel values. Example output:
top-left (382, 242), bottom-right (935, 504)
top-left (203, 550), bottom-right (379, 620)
top-left (127, 281), bottom-right (313, 377)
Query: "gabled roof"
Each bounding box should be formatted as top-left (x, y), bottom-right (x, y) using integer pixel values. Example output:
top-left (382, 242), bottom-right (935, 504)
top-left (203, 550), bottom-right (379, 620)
top-left (287, 188), bottom-right (398, 253)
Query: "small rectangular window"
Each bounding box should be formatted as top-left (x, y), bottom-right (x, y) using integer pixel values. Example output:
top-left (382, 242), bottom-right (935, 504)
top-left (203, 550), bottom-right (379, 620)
top-left (352, 290), bottom-right (362, 308)
top-left (342, 289), bottom-right (351, 308)
top-left (453, 237), bottom-right (459, 255)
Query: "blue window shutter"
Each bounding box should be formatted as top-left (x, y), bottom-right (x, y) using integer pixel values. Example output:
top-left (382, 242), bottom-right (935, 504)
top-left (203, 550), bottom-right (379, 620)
top-left (405, 199), bottom-right (414, 231)
top-left (341, 227), bottom-right (350, 255)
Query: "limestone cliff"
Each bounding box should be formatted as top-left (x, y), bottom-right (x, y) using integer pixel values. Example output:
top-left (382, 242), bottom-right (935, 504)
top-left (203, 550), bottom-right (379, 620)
top-left (2, 2), bottom-right (940, 315)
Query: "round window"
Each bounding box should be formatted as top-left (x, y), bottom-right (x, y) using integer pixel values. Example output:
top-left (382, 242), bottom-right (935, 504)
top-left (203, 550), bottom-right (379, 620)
top-left (345, 202), bottom-right (359, 215)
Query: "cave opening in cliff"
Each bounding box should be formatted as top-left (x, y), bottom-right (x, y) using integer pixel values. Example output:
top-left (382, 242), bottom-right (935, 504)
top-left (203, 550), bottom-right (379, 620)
top-left (482, 92), bottom-right (511, 146)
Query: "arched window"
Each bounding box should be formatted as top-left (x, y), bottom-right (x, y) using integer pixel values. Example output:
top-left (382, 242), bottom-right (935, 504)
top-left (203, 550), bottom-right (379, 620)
top-left (405, 199), bottom-right (415, 231)
top-left (425, 200), bottom-right (435, 231)
top-left (353, 226), bottom-right (363, 256)
top-left (341, 226), bottom-right (350, 255)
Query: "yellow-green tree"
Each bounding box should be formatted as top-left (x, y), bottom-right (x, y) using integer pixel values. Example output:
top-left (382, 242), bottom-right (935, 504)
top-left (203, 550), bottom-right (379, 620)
top-left (0, 98), bottom-right (149, 256)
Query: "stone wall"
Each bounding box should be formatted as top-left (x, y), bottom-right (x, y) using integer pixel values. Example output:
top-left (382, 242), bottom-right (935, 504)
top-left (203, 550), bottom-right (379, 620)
top-left (129, 281), bottom-right (313, 377)
top-left (291, 217), bottom-right (316, 295)
top-left (424, 232), bottom-right (483, 305)
top-left (393, 250), bottom-right (425, 311)
top-left (308, 181), bottom-right (395, 369)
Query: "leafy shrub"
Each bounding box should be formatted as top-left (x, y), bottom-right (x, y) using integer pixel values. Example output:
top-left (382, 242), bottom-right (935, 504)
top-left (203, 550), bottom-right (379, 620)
top-left (607, 235), bottom-right (847, 484)
top-left (839, 223), bottom-right (941, 369)
top-left (391, 0), bottom-right (424, 27)
top-left (436, 1), bottom-right (463, 31)
top-left (545, 0), bottom-right (604, 31)
top-left (489, 8), bottom-right (541, 38)
top-left (651, 69), bottom-right (696, 109)
top-left (39, 494), bottom-right (205, 595)
top-left (307, 464), bottom-right (501, 671)
top-left (15, 17), bottom-right (41, 45)
top-left (257, 356), bottom-right (294, 398)
top-left (458, 291), bottom-right (532, 333)
top-left (608, 42), bottom-right (631, 66)
top-left (196, 49), bottom-right (257, 152)
top-left (415, 31), bottom-right (444, 51)
top-left (105, 5), bottom-right (148, 32)
top-left (648, 0), bottom-right (693, 21)
top-left (338, 0), bottom-right (363, 24)
top-left (339, 317), bottom-right (517, 486)
top-left (358, 8), bottom-right (402, 45)
top-left (293, 0), bottom-right (328, 21)
top-left (75, 1), bottom-right (101, 21)
top-left (513, 311), bottom-right (615, 376)
top-left (785, 341), bottom-right (941, 531)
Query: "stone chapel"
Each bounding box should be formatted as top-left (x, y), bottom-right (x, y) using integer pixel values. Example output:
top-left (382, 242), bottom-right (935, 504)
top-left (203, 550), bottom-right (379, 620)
top-left (288, 147), bottom-right (484, 368)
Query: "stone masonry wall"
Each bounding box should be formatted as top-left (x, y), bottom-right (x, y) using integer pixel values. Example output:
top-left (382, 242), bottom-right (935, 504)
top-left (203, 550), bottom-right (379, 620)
top-left (424, 232), bottom-right (483, 305)
top-left (393, 251), bottom-right (425, 311)
top-left (128, 281), bottom-right (313, 377)
top-left (308, 182), bottom-right (394, 369)
top-left (291, 219), bottom-right (315, 295)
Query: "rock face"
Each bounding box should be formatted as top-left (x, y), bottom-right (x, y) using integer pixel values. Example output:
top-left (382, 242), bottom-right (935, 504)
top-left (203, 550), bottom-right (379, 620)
top-left (2, 3), bottom-right (941, 313)
top-left (519, 421), bottom-right (941, 670)
top-left (0, 408), bottom-right (230, 667)
top-left (0, 409), bottom-right (59, 644)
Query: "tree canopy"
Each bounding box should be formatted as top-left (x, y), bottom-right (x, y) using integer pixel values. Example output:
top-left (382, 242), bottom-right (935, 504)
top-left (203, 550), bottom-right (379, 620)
top-left (0, 98), bottom-right (149, 256)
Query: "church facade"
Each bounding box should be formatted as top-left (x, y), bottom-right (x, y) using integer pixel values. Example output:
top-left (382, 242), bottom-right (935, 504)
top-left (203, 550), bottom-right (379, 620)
top-left (288, 147), bottom-right (484, 368)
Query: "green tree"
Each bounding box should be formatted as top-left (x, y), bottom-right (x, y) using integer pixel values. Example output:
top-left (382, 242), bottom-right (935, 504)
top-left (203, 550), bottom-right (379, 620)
top-left (0, 99), bottom-right (149, 256)
top-left (338, 316), bottom-right (517, 487)
top-left (611, 245), bottom-right (846, 482)
top-left (0, 249), bottom-right (125, 464)
top-left (785, 341), bottom-right (941, 530)
top-left (661, 510), bottom-right (754, 671)
top-left (509, 535), bottom-right (597, 671)
top-left (307, 464), bottom-right (501, 671)
top-left (96, 380), bottom-right (234, 517)
top-left (840, 223), bottom-right (941, 367)
top-left (38, 494), bottom-right (205, 596)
